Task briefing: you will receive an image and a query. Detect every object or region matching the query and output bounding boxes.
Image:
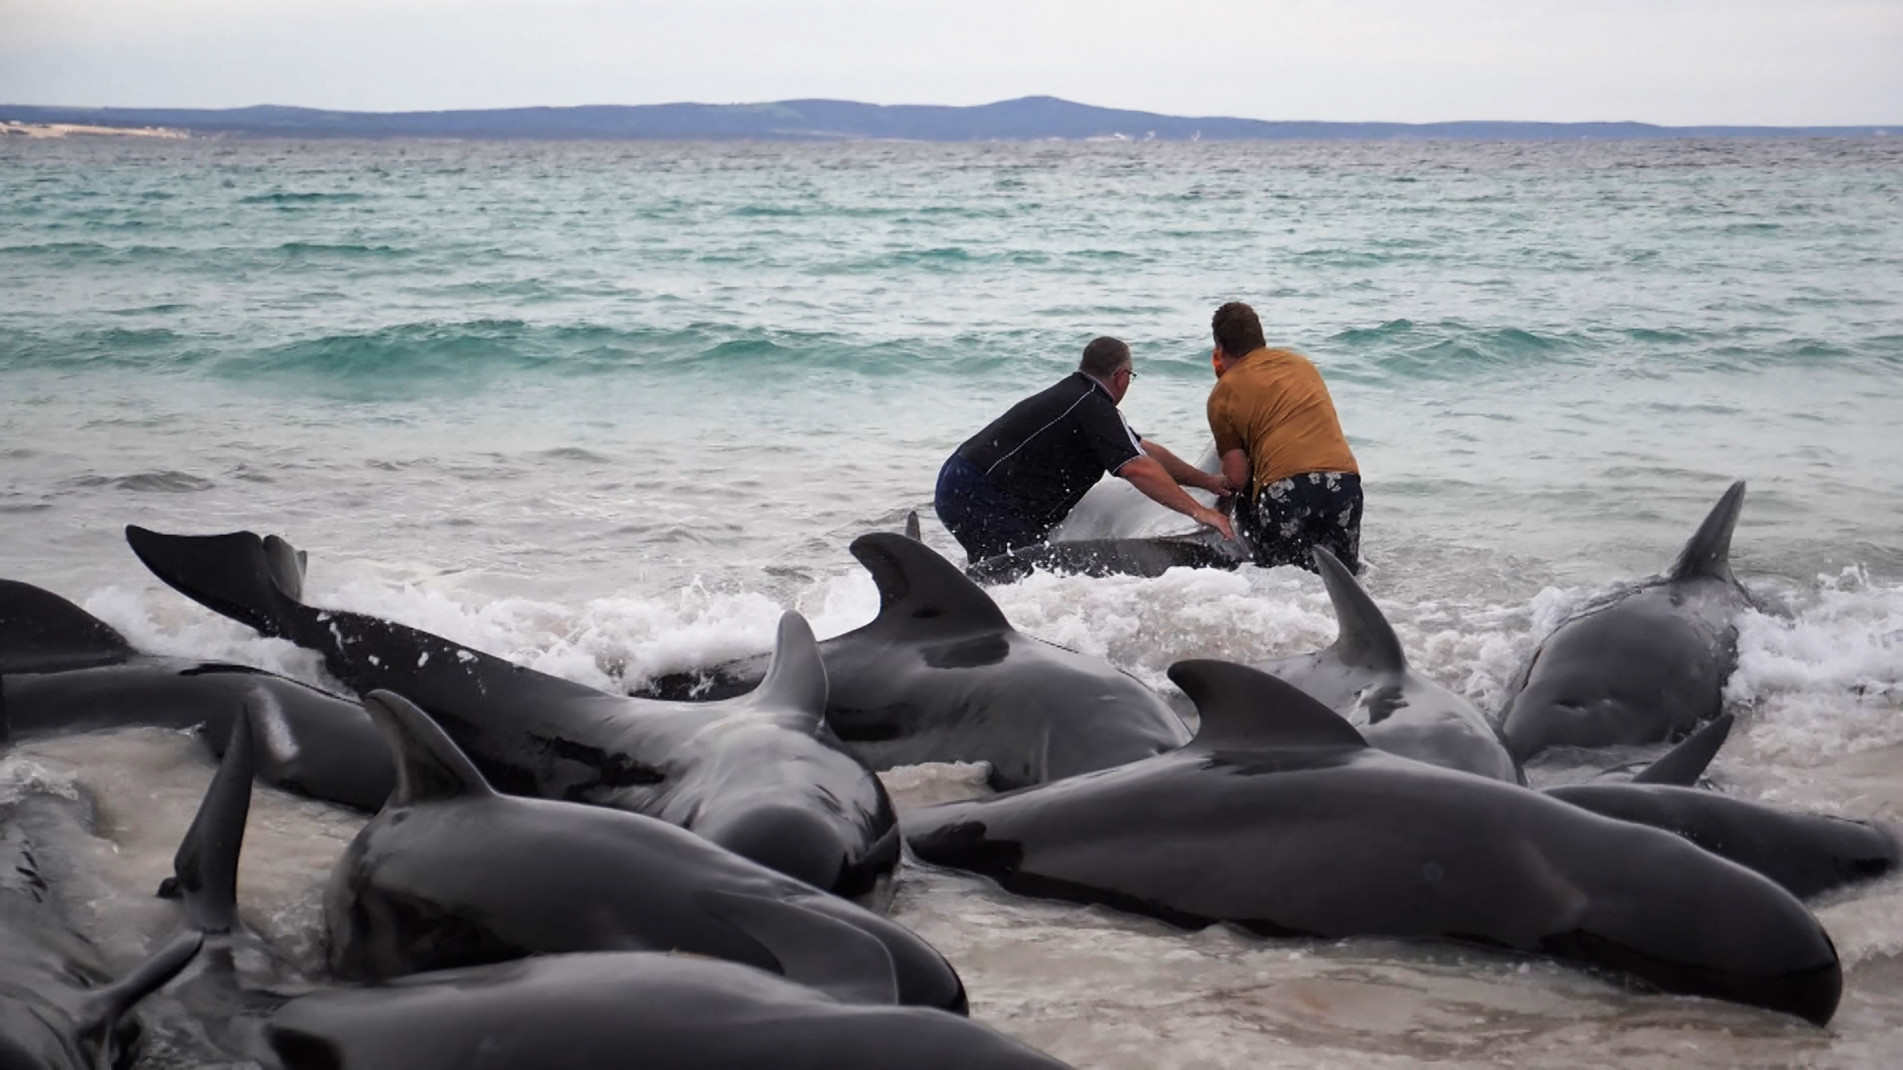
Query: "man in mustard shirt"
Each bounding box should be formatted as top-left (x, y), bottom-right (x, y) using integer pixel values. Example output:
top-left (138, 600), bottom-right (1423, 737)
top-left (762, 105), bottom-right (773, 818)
top-left (1204, 301), bottom-right (1363, 573)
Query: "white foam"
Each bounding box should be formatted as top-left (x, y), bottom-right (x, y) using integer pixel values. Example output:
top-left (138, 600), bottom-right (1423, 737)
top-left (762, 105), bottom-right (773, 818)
top-left (1730, 567), bottom-right (1903, 766)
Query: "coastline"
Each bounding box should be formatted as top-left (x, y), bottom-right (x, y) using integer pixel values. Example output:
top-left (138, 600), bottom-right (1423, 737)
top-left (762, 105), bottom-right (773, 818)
top-left (1, 120), bottom-right (190, 139)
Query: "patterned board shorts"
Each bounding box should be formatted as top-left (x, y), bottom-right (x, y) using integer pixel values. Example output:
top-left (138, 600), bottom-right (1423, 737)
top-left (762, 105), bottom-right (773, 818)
top-left (1236, 471), bottom-right (1364, 573)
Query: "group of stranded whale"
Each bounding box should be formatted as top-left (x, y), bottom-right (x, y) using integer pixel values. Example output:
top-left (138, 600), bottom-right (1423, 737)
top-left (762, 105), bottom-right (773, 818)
top-left (0, 478), bottom-right (1895, 1066)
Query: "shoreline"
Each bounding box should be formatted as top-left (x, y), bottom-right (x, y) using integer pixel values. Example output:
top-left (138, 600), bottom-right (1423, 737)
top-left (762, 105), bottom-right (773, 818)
top-left (1, 120), bottom-right (190, 140)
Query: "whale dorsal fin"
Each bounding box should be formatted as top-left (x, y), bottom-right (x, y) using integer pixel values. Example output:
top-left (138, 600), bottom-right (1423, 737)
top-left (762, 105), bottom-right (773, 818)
top-left (75, 930), bottom-right (203, 1055)
top-left (0, 579), bottom-right (134, 674)
top-left (1313, 546), bottom-right (1406, 672)
top-left (1169, 660), bottom-right (1370, 751)
top-left (165, 707), bottom-right (258, 933)
top-left (1632, 714), bottom-right (1735, 786)
top-left (746, 612), bottom-right (828, 725)
top-left (849, 532), bottom-right (1010, 635)
top-left (1668, 481), bottom-right (1746, 583)
top-left (904, 511), bottom-right (922, 542)
top-left (361, 690), bottom-right (496, 805)
top-left (696, 889), bottom-right (899, 1005)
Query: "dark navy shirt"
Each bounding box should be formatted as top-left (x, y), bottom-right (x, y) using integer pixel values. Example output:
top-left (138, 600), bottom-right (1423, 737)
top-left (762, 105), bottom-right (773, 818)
top-left (954, 372), bottom-right (1144, 534)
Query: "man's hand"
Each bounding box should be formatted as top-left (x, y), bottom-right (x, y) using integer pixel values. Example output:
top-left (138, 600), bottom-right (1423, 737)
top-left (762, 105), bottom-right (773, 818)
top-left (1195, 506), bottom-right (1236, 541)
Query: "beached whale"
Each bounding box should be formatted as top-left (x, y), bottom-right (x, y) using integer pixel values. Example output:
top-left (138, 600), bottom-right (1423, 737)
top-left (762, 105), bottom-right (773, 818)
top-left (966, 528), bottom-right (1245, 584)
top-left (1255, 546), bottom-right (1518, 782)
top-left (324, 689), bottom-right (966, 1013)
top-left (0, 801), bottom-right (203, 1069)
top-left (904, 659), bottom-right (1843, 1025)
top-left (0, 577), bottom-right (393, 812)
top-left (124, 525), bottom-right (898, 898)
top-left (637, 532), bottom-right (1191, 790)
top-left (1499, 481), bottom-right (1762, 761)
top-left (262, 947), bottom-right (1066, 1070)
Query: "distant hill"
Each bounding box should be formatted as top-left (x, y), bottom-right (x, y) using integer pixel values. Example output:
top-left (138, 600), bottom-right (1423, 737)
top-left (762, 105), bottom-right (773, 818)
top-left (0, 96), bottom-right (1890, 141)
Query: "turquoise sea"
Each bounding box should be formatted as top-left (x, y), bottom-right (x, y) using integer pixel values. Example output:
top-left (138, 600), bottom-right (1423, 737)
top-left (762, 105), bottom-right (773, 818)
top-left (3, 135), bottom-right (1902, 1068)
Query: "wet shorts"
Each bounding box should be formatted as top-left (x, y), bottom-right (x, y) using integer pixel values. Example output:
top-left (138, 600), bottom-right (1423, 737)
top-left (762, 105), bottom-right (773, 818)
top-left (1236, 471), bottom-right (1363, 573)
top-left (934, 454), bottom-right (1045, 563)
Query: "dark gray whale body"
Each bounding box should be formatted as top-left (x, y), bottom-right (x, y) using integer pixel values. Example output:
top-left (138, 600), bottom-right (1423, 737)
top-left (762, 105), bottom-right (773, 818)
top-left (1548, 781), bottom-right (1901, 901)
top-left (123, 526), bottom-right (897, 898)
top-left (640, 532), bottom-right (1191, 790)
top-left (263, 950), bottom-right (1068, 1070)
top-left (904, 660), bottom-right (1843, 1025)
top-left (325, 690), bottom-right (967, 1013)
top-left (0, 803), bottom-right (201, 1069)
top-left (1500, 481), bottom-right (1761, 761)
top-left (0, 577), bottom-right (393, 812)
top-left (1257, 547), bottom-right (1519, 782)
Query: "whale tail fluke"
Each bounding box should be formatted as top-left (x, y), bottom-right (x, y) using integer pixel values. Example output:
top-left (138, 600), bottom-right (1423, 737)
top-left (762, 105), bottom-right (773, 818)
top-left (262, 534), bottom-right (308, 603)
top-left (124, 526), bottom-right (301, 638)
top-left (1668, 481), bottom-right (1746, 584)
top-left (161, 706), bottom-right (259, 934)
top-left (1631, 714), bottom-right (1735, 786)
top-left (361, 689), bottom-right (497, 806)
top-left (1312, 546), bottom-right (1407, 673)
top-left (697, 889), bottom-right (900, 1006)
top-left (748, 612), bottom-right (829, 726)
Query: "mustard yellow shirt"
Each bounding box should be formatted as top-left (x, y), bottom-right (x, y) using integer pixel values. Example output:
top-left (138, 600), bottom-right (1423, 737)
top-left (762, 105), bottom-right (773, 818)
top-left (1206, 347), bottom-right (1358, 495)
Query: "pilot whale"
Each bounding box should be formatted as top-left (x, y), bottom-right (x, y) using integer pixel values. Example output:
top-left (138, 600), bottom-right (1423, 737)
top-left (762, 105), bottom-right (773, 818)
top-left (1256, 546), bottom-right (1518, 782)
top-left (904, 659), bottom-right (1843, 1025)
top-left (1500, 481), bottom-right (1763, 761)
top-left (263, 944), bottom-right (1066, 1070)
top-left (0, 577), bottom-right (393, 812)
top-left (123, 525), bottom-right (897, 898)
top-left (638, 532), bottom-right (1191, 790)
top-left (324, 689), bottom-right (967, 1013)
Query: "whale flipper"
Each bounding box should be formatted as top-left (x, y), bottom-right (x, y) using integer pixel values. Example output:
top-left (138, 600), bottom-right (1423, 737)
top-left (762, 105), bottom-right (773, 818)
top-left (164, 709), bottom-right (258, 933)
top-left (1312, 546), bottom-right (1406, 673)
top-left (74, 930), bottom-right (203, 1052)
top-left (0, 578), bottom-right (135, 674)
top-left (1169, 660), bottom-right (1370, 751)
top-left (361, 690), bottom-right (498, 805)
top-left (1668, 481), bottom-right (1746, 584)
top-left (1631, 714), bottom-right (1735, 786)
top-left (748, 613), bottom-right (827, 725)
top-left (850, 533), bottom-right (1011, 635)
top-left (125, 526), bottom-right (300, 638)
top-left (697, 889), bottom-right (899, 1006)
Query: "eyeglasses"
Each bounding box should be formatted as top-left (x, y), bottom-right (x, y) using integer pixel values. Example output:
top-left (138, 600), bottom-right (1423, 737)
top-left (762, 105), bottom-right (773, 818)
top-left (1120, 367), bottom-right (1138, 380)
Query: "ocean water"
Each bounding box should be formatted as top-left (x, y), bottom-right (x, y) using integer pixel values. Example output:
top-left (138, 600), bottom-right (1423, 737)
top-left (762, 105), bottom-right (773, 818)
top-left (2, 135), bottom-right (1902, 1067)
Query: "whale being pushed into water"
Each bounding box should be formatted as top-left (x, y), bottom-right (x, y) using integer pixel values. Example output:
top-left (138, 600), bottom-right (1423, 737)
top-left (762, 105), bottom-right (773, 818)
top-left (637, 532), bottom-right (1191, 790)
top-left (904, 660), bottom-right (1843, 1025)
top-left (1500, 480), bottom-right (1763, 761)
top-left (123, 525), bottom-right (897, 899)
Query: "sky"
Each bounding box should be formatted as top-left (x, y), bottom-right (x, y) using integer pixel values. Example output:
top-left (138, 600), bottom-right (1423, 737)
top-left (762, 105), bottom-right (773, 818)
top-left (3, 0), bottom-right (1899, 126)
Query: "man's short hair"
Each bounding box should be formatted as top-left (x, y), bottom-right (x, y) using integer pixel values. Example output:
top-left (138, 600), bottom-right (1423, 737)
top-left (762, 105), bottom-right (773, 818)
top-left (1212, 302), bottom-right (1266, 357)
top-left (1079, 336), bottom-right (1132, 378)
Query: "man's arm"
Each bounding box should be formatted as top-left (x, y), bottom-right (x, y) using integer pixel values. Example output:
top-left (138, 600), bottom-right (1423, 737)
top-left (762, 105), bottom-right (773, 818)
top-left (1140, 441), bottom-right (1230, 496)
top-left (1220, 448), bottom-right (1251, 499)
top-left (1117, 456), bottom-right (1235, 539)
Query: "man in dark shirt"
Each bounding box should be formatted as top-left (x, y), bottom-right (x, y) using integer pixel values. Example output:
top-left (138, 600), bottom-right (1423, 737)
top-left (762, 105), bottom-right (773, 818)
top-left (935, 336), bottom-right (1234, 563)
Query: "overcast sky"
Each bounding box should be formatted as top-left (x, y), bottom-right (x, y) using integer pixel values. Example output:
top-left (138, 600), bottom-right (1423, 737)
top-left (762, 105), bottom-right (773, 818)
top-left (4, 0), bottom-right (1899, 125)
